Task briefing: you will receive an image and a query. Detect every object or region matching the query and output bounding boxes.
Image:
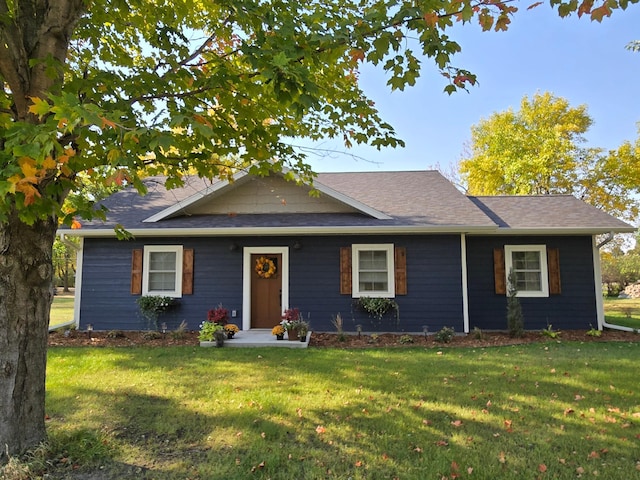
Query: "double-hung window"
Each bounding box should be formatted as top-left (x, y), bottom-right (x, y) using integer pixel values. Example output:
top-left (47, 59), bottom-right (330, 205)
top-left (352, 244), bottom-right (395, 298)
top-left (504, 245), bottom-right (548, 297)
top-left (142, 245), bottom-right (183, 297)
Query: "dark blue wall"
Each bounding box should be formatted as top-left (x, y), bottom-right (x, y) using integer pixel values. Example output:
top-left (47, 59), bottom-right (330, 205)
top-left (78, 235), bottom-right (465, 333)
top-left (465, 236), bottom-right (598, 330)
top-left (79, 234), bottom-right (599, 333)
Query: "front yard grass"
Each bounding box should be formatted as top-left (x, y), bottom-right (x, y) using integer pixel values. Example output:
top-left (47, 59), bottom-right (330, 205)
top-left (40, 342), bottom-right (640, 479)
top-left (49, 295), bottom-right (74, 329)
top-left (604, 297), bottom-right (640, 330)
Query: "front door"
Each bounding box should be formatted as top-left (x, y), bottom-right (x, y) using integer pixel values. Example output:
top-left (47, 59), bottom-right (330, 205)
top-left (250, 253), bottom-right (282, 328)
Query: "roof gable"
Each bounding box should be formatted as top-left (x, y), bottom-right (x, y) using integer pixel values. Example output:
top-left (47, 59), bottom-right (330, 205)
top-left (143, 171), bottom-right (392, 222)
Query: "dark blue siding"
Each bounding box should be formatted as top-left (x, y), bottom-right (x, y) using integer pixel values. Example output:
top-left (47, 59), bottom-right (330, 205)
top-left (79, 235), bottom-right (465, 333)
top-left (466, 236), bottom-right (597, 330)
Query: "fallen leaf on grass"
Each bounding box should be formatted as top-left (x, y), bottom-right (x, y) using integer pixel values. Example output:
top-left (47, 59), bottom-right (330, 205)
top-left (498, 451), bottom-right (506, 464)
top-left (451, 420), bottom-right (463, 427)
top-left (315, 425), bottom-right (326, 434)
top-left (436, 440), bottom-right (449, 447)
top-left (539, 463), bottom-right (547, 472)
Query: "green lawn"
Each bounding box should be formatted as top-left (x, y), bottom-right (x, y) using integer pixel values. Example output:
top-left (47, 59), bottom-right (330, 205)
top-left (604, 297), bottom-right (640, 330)
top-left (49, 296), bottom-right (75, 329)
top-left (36, 342), bottom-right (640, 479)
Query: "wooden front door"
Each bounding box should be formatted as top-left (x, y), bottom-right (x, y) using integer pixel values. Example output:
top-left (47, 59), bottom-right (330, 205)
top-left (250, 254), bottom-right (282, 328)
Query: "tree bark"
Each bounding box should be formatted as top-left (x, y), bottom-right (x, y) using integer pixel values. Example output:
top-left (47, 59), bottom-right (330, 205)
top-left (0, 212), bottom-right (57, 459)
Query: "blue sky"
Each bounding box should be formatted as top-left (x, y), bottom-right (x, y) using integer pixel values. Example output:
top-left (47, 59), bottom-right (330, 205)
top-left (302, 5), bottom-right (640, 173)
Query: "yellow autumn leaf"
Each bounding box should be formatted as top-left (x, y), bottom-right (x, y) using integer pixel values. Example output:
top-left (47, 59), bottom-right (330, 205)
top-left (18, 157), bottom-right (38, 178)
top-left (42, 156), bottom-right (57, 169)
top-left (27, 97), bottom-right (51, 118)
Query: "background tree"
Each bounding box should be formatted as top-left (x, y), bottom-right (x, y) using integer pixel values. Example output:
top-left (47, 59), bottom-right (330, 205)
top-left (458, 92), bottom-right (640, 220)
top-left (1, 0), bottom-right (637, 459)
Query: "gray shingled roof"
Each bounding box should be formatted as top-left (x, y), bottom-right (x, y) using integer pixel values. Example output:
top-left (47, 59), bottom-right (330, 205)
top-left (468, 195), bottom-right (633, 232)
top-left (65, 171), bottom-right (634, 236)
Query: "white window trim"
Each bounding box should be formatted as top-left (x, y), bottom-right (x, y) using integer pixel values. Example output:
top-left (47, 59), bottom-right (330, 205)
top-left (142, 245), bottom-right (183, 297)
top-left (505, 244), bottom-right (548, 298)
top-left (351, 243), bottom-right (395, 298)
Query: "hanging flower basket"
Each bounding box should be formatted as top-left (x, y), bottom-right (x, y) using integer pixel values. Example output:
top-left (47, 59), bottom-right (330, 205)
top-left (255, 256), bottom-right (277, 279)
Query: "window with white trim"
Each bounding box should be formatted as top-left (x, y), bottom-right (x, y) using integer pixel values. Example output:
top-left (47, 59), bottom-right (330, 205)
top-left (142, 245), bottom-right (183, 297)
top-left (505, 245), bottom-right (548, 297)
top-left (352, 244), bottom-right (395, 298)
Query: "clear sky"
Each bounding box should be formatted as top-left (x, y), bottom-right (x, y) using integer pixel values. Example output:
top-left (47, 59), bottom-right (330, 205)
top-left (302, 4), bottom-right (640, 174)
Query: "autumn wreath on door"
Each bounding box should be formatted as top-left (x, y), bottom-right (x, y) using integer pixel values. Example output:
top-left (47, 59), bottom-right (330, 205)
top-left (255, 256), bottom-right (277, 278)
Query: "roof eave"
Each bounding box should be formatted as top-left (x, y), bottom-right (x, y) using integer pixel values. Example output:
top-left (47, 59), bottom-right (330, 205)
top-left (59, 224), bottom-right (499, 238)
top-left (474, 227), bottom-right (637, 235)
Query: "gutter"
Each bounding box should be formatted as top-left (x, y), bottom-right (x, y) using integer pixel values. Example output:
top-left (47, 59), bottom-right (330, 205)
top-left (593, 232), bottom-right (637, 332)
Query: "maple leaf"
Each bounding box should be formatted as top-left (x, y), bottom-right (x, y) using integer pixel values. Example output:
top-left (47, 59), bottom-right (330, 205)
top-left (100, 116), bottom-right (117, 129)
top-left (28, 97), bottom-right (51, 118)
top-left (539, 463), bottom-right (547, 472)
top-left (16, 182), bottom-right (41, 205)
top-left (349, 49), bottom-right (365, 63)
top-left (315, 425), bottom-right (326, 434)
top-left (451, 420), bottom-right (463, 427)
top-left (42, 156), bottom-right (57, 170)
top-left (71, 219), bottom-right (82, 230)
top-left (423, 12), bottom-right (439, 27)
top-left (498, 451), bottom-right (506, 464)
top-left (18, 157), bottom-right (39, 179)
top-left (590, 4), bottom-right (611, 22)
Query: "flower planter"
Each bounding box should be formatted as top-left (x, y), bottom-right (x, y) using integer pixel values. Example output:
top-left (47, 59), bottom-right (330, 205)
top-left (276, 334), bottom-right (284, 340)
top-left (287, 329), bottom-right (299, 341)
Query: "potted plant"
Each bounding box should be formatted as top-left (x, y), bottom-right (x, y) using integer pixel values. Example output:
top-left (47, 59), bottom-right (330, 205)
top-left (224, 323), bottom-right (239, 339)
top-left (297, 320), bottom-right (310, 342)
top-left (198, 321), bottom-right (225, 347)
top-left (207, 304), bottom-right (229, 325)
top-left (281, 307), bottom-right (301, 341)
top-left (271, 324), bottom-right (285, 340)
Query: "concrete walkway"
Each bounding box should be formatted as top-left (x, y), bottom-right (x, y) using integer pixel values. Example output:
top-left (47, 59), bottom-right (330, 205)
top-left (202, 329), bottom-right (310, 348)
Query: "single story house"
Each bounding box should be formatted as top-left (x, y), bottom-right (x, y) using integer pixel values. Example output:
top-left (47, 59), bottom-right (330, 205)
top-left (60, 170), bottom-right (634, 333)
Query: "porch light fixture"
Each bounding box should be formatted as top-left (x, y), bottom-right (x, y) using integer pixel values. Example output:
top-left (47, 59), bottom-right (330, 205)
top-left (293, 240), bottom-right (302, 250)
top-left (229, 242), bottom-right (239, 251)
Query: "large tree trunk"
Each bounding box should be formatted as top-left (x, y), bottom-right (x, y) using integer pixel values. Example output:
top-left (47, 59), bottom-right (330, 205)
top-left (0, 212), bottom-right (57, 459)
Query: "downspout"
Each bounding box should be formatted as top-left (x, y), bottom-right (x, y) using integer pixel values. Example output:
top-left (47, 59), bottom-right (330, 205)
top-left (592, 232), bottom-right (634, 332)
top-left (460, 234), bottom-right (470, 333)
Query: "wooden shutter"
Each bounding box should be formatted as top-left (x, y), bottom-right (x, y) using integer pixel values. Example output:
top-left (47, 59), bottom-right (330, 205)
top-left (394, 246), bottom-right (407, 295)
top-left (131, 249), bottom-right (143, 295)
top-left (547, 248), bottom-right (561, 295)
top-left (339, 247), bottom-right (352, 294)
top-left (182, 248), bottom-right (194, 295)
top-left (493, 247), bottom-right (506, 295)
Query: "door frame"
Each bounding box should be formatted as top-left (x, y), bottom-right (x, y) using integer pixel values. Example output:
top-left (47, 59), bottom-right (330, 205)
top-left (242, 246), bottom-right (289, 330)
